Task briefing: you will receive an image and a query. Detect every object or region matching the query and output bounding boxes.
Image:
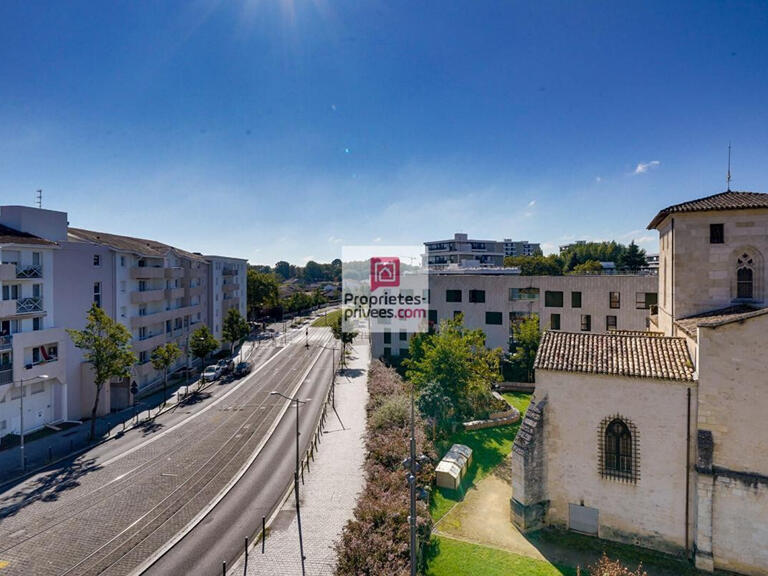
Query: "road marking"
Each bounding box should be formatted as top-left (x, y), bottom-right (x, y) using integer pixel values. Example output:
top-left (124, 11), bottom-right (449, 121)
top-left (129, 334), bottom-right (333, 576)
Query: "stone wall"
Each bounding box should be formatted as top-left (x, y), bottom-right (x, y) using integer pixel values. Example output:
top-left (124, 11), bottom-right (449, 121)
top-left (511, 396), bottom-right (548, 531)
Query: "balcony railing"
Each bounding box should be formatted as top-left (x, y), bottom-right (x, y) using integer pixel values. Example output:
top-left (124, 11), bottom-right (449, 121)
top-left (17, 297), bottom-right (43, 314)
top-left (0, 367), bottom-right (11, 385)
top-left (222, 268), bottom-right (238, 276)
top-left (0, 335), bottom-right (11, 352)
top-left (16, 264), bottom-right (43, 279)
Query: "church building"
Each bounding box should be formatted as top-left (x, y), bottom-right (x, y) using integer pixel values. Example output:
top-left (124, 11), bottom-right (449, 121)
top-left (511, 191), bottom-right (768, 576)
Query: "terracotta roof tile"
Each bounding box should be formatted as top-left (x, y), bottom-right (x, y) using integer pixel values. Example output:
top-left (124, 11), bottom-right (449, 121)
top-left (648, 191), bottom-right (768, 229)
top-left (534, 331), bottom-right (695, 381)
top-left (68, 228), bottom-right (207, 262)
top-left (675, 305), bottom-right (768, 340)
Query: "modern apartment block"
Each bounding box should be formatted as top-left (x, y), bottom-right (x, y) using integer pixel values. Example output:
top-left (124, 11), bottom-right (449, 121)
top-left (205, 255), bottom-right (248, 343)
top-left (0, 205), bottom-right (248, 432)
top-left (0, 207), bottom-right (69, 436)
top-left (424, 233), bottom-right (506, 268)
top-left (370, 270), bottom-right (658, 359)
top-left (503, 239), bottom-right (541, 257)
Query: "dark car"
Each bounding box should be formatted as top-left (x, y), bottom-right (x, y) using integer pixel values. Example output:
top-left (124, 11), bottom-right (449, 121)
top-left (217, 359), bottom-right (234, 375)
top-left (234, 361), bottom-right (252, 377)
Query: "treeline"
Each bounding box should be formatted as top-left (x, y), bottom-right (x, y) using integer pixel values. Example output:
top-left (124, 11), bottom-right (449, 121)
top-left (251, 258), bottom-right (341, 283)
top-left (504, 240), bottom-right (647, 275)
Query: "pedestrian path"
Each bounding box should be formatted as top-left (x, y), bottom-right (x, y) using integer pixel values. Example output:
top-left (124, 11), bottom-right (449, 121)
top-left (235, 339), bottom-right (370, 576)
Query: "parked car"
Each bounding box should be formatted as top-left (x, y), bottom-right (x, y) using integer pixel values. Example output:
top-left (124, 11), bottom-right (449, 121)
top-left (234, 361), bottom-right (252, 377)
top-left (217, 359), bottom-right (234, 375)
top-left (202, 365), bottom-right (222, 382)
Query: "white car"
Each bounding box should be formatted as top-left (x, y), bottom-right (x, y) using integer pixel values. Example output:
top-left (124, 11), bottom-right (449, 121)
top-left (202, 365), bottom-right (222, 382)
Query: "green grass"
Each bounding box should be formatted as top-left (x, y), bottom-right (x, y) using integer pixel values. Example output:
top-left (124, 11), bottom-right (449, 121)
top-left (426, 536), bottom-right (578, 576)
top-left (311, 308), bottom-right (341, 327)
top-left (502, 391), bottom-right (532, 415)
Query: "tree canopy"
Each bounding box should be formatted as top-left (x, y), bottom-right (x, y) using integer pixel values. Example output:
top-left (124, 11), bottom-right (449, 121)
top-left (189, 325), bottom-right (218, 369)
top-left (509, 314), bottom-right (541, 383)
top-left (222, 308), bottom-right (249, 352)
top-left (151, 342), bottom-right (182, 406)
top-left (504, 240), bottom-right (649, 275)
top-left (247, 269), bottom-right (280, 318)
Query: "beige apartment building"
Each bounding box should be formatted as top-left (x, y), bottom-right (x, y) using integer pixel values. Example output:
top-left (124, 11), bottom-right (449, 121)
top-left (370, 271), bottom-right (658, 359)
top-left (514, 191), bottom-right (768, 576)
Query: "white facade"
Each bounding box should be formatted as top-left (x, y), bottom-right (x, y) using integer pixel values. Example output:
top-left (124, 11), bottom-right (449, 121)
top-left (205, 256), bottom-right (248, 345)
top-left (424, 233), bottom-right (506, 268)
top-left (503, 239), bottom-right (541, 257)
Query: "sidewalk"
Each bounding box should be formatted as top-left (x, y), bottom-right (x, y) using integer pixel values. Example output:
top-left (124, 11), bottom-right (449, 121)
top-left (0, 338), bottom-right (266, 487)
top-left (235, 339), bottom-right (370, 576)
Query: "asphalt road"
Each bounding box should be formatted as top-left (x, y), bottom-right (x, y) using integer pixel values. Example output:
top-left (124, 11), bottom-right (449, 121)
top-left (0, 327), bottom-right (337, 576)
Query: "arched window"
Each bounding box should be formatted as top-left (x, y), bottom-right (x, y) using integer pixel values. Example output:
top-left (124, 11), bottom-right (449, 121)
top-left (737, 265), bottom-right (753, 299)
top-left (599, 415), bottom-right (639, 482)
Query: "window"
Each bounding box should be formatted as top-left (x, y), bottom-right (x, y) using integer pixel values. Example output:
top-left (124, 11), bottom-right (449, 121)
top-left (710, 223), bottom-right (724, 244)
top-left (469, 289), bottom-right (486, 303)
top-left (32, 252), bottom-right (41, 266)
top-left (120, 255), bottom-right (126, 267)
top-left (93, 282), bottom-right (102, 307)
top-left (485, 311), bottom-right (503, 325)
top-left (32, 348), bottom-right (40, 364)
top-left (571, 291), bottom-right (582, 308)
top-left (636, 292), bottom-right (658, 309)
top-left (606, 315), bottom-right (617, 330)
top-left (446, 289), bottom-right (462, 303)
top-left (139, 305), bottom-right (147, 316)
top-left (139, 280), bottom-right (147, 292)
top-left (550, 314), bottom-right (561, 331)
top-left (453, 310), bottom-right (462, 320)
top-left (581, 314), bottom-right (591, 332)
top-left (384, 331), bottom-right (392, 344)
top-left (93, 254), bottom-right (101, 266)
top-left (139, 327), bottom-right (147, 340)
top-left (428, 309), bottom-right (437, 328)
top-left (509, 287), bottom-right (539, 300)
top-left (33, 283), bottom-right (42, 298)
top-left (400, 348), bottom-right (409, 357)
top-left (33, 317), bottom-right (41, 331)
top-left (544, 291), bottom-right (563, 307)
top-left (399, 330), bottom-right (407, 341)
top-left (737, 266), bottom-right (753, 299)
top-left (383, 347), bottom-right (391, 358)
top-left (609, 292), bottom-right (620, 309)
top-left (2, 285), bottom-right (19, 301)
top-left (139, 351), bottom-right (149, 364)
top-left (600, 416), bottom-right (638, 482)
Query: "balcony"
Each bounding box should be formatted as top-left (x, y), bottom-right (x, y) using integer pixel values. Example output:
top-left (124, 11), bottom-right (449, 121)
top-left (222, 282), bottom-right (238, 294)
top-left (0, 300), bottom-right (16, 317)
top-left (131, 289), bottom-right (165, 304)
top-left (17, 297), bottom-right (43, 314)
top-left (130, 303), bottom-right (202, 329)
top-left (0, 335), bottom-right (11, 352)
top-left (188, 285), bottom-right (204, 298)
top-left (165, 267), bottom-right (184, 279)
top-left (134, 332), bottom-right (167, 353)
top-left (131, 266), bottom-right (166, 279)
top-left (222, 268), bottom-right (238, 276)
top-left (16, 264), bottom-right (43, 279)
top-left (165, 287), bottom-right (185, 300)
top-left (222, 296), bottom-right (240, 313)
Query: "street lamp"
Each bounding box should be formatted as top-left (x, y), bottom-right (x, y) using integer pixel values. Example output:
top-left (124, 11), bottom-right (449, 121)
top-left (270, 391), bottom-right (310, 576)
top-left (17, 373), bottom-right (49, 472)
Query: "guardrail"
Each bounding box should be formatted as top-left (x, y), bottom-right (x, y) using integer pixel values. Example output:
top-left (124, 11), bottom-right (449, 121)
top-left (17, 297), bottom-right (43, 314)
top-left (16, 264), bottom-right (43, 279)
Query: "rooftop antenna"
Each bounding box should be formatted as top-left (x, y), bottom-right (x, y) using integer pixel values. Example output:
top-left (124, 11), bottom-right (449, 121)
top-left (726, 142), bottom-right (732, 192)
top-left (36, 189), bottom-right (42, 209)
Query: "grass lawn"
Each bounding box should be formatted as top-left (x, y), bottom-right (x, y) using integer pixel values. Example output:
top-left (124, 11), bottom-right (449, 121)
top-left (311, 308), bottom-right (341, 327)
top-left (502, 391), bottom-right (532, 415)
top-left (430, 394), bottom-right (530, 521)
top-left (426, 536), bottom-right (577, 576)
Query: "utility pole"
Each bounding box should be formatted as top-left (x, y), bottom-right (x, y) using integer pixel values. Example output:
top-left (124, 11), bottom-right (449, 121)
top-left (407, 385), bottom-right (417, 576)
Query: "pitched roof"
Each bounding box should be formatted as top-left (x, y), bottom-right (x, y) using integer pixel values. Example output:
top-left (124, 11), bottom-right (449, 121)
top-left (68, 228), bottom-right (206, 262)
top-left (647, 191), bottom-right (768, 229)
top-left (534, 331), bottom-right (695, 382)
top-left (675, 305), bottom-right (768, 340)
top-left (0, 223), bottom-right (57, 246)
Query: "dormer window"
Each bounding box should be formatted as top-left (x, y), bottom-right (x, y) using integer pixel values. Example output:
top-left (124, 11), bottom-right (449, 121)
top-left (710, 223), bottom-right (724, 244)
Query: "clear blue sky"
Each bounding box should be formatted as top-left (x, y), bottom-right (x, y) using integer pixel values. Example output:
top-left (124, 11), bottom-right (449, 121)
top-left (2, 1), bottom-right (768, 265)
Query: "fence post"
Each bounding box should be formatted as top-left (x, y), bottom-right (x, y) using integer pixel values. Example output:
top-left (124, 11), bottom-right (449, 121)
top-left (243, 537), bottom-right (248, 574)
top-left (222, 560), bottom-right (226, 576)
top-left (262, 516), bottom-right (266, 553)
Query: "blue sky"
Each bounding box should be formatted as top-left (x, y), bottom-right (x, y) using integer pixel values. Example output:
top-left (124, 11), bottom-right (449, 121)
top-left (2, 1), bottom-right (768, 265)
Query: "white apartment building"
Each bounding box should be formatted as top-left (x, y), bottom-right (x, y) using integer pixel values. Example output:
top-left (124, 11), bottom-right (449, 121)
top-left (370, 271), bottom-right (658, 359)
top-left (0, 207), bottom-right (69, 436)
top-left (205, 255), bottom-right (248, 343)
top-left (424, 233), bottom-right (506, 268)
top-left (503, 239), bottom-right (541, 257)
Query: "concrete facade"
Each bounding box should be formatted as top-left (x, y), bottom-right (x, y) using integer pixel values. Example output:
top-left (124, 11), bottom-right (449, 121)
top-left (205, 255), bottom-right (248, 345)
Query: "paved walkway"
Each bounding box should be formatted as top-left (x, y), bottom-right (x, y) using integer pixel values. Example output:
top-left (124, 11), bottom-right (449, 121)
top-left (235, 339), bottom-right (369, 576)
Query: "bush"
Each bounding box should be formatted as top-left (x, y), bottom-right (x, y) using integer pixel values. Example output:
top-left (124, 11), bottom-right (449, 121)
top-left (335, 361), bottom-right (434, 575)
top-left (581, 554), bottom-right (648, 576)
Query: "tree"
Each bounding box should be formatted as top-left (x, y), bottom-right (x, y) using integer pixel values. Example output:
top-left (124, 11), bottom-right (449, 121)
top-left (571, 259), bottom-right (603, 274)
top-left (510, 314), bottom-right (541, 383)
top-left (404, 315), bottom-right (502, 432)
top-left (189, 325), bottom-right (218, 380)
top-left (247, 269), bottom-right (279, 319)
top-left (222, 308), bottom-right (250, 355)
top-left (330, 315), bottom-right (357, 368)
top-left (274, 260), bottom-right (293, 280)
top-left (504, 254), bottom-right (564, 275)
top-left (67, 303), bottom-right (136, 440)
top-left (303, 260), bottom-right (324, 283)
top-left (151, 343), bottom-right (182, 407)
top-left (619, 240), bottom-right (647, 271)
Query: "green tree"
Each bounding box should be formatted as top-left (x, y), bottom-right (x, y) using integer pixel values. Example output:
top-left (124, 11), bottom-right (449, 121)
top-left (619, 240), bottom-right (647, 271)
top-left (303, 260), bottom-right (324, 282)
top-left (560, 241), bottom-right (627, 272)
top-left (151, 343), bottom-right (182, 407)
top-left (330, 315), bottom-right (357, 368)
top-left (189, 325), bottom-right (218, 379)
top-left (222, 308), bottom-right (250, 354)
top-left (247, 269), bottom-right (279, 318)
top-left (510, 314), bottom-right (541, 383)
top-left (404, 315), bottom-right (502, 433)
top-left (504, 254), bottom-right (564, 275)
top-left (571, 259), bottom-right (603, 274)
top-left (67, 303), bottom-right (136, 440)
top-left (274, 260), bottom-right (293, 280)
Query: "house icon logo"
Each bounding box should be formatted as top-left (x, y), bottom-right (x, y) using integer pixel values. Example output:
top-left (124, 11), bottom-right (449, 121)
top-left (370, 257), bottom-right (400, 291)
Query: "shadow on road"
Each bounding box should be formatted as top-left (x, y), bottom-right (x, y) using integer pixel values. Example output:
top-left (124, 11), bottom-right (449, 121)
top-left (137, 420), bottom-right (164, 437)
top-left (0, 456), bottom-right (100, 519)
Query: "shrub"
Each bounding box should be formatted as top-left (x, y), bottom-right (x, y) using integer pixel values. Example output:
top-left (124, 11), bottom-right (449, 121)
top-left (370, 393), bottom-right (410, 431)
top-left (581, 554), bottom-right (648, 576)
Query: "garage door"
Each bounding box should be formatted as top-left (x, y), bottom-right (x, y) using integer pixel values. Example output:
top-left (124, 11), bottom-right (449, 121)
top-left (569, 503), bottom-right (599, 535)
top-left (25, 381), bottom-right (53, 432)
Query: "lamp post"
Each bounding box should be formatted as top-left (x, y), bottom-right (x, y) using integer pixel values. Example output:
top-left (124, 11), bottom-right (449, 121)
top-left (17, 374), bottom-right (49, 472)
top-left (270, 391), bottom-right (310, 576)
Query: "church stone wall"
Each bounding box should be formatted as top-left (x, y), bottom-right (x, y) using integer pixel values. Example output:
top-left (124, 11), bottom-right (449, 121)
top-left (535, 369), bottom-right (693, 555)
